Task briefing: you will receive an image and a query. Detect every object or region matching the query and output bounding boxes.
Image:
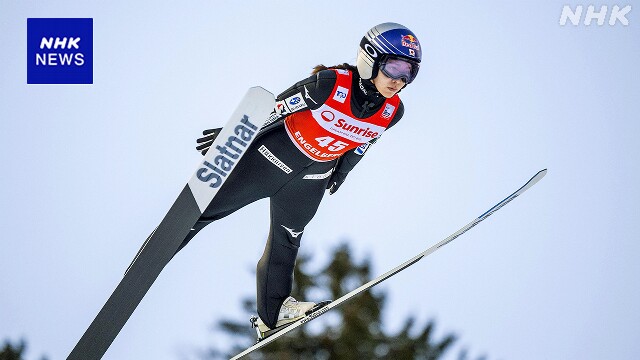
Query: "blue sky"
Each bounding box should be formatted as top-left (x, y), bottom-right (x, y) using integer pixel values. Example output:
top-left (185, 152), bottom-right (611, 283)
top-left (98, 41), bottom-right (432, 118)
top-left (1, 1), bottom-right (639, 359)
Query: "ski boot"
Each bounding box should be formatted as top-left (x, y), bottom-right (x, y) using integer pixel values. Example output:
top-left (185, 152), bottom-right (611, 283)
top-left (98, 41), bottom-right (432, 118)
top-left (250, 297), bottom-right (332, 341)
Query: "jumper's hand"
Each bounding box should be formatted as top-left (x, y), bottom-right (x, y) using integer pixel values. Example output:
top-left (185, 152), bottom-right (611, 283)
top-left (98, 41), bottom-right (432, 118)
top-left (327, 171), bottom-right (348, 195)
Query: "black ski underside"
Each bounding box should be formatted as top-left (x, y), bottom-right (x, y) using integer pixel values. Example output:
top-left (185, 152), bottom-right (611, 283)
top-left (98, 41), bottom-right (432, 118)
top-left (67, 185), bottom-right (201, 360)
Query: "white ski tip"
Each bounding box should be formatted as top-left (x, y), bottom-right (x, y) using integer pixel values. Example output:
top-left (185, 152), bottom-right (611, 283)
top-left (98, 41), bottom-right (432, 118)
top-left (248, 86), bottom-right (275, 97)
top-left (526, 169), bottom-right (547, 188)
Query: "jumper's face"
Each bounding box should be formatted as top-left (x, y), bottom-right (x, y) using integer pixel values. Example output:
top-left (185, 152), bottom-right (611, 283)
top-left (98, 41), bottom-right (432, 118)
top-left (372, 71), bottom-right (405, 98)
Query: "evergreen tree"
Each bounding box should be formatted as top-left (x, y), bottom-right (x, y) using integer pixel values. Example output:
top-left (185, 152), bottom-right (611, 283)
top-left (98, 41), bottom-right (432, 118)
top-left (0, 339), bottom-right (25, 360)
top-left (206, 242), bottom-right (456, 360)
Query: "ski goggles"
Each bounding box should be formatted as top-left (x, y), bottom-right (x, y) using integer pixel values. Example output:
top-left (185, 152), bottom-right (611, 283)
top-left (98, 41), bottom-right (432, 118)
top-left (379, 56), bottom-right (420, 84)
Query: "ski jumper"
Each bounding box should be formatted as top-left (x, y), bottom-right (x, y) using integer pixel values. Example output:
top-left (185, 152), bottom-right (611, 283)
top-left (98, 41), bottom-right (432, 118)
top-left (178, 69), bottom-right (404, 329)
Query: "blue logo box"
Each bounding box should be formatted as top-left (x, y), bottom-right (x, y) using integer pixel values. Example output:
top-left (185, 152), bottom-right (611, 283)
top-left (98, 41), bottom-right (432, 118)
top-left (27, 18), bottom-right (93, 84)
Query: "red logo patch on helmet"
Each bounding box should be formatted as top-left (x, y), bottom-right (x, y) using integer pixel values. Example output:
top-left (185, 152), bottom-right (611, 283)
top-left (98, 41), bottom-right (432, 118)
top-left (401, 34), bottom-right (420, 51)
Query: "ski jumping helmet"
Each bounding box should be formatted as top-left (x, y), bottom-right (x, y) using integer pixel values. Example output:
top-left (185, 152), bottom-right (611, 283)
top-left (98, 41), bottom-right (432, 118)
top-left (356, 22), bottom-right (422, 84)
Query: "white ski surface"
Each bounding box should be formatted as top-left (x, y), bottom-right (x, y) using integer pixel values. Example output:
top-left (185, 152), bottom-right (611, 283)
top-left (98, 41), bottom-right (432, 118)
top-left (188, 87), bottom-right (276, 212)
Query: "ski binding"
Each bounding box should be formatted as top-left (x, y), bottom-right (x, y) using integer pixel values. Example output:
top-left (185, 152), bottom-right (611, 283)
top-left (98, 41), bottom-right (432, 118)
top-left (250, 300), bottom-right (332, 342)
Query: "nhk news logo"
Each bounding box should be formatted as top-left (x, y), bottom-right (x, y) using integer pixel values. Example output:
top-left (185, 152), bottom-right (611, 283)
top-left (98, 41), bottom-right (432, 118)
top-left (27, 18), bottom-right (93, 84)
top-left (559, 5), bottom-right (632, 26)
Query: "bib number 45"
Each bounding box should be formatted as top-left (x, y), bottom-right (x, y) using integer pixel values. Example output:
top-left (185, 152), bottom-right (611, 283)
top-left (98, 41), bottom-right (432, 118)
top-left (315, 136), bottom-right (348, 152)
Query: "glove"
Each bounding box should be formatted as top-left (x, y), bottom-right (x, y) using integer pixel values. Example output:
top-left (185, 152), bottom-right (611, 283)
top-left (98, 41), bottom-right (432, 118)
top-left (195, 128), bottom-right (222, 155)
top-left (327, 171), bottom-right (348, 195)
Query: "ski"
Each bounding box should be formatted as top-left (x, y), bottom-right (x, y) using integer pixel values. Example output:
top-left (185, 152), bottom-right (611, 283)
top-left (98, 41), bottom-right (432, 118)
top-left (230, 169), bottom-right (547, 360)
top-left (67, 87), bottom-right (275, 360)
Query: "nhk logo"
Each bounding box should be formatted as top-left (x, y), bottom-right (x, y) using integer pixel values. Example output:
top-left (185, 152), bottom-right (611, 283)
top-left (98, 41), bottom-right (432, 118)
top-left (37, 37), bottom-right (84, 65)
top-left (27, 18), bottom-right (93, 84)
top-left (559, 5), bottom-right (632, 26)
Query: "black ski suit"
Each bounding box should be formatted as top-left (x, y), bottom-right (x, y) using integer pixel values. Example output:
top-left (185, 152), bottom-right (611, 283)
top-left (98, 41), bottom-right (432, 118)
top-left (179, 68), bottom-right (404, 329)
